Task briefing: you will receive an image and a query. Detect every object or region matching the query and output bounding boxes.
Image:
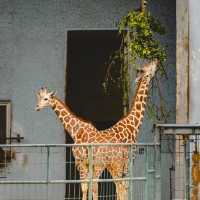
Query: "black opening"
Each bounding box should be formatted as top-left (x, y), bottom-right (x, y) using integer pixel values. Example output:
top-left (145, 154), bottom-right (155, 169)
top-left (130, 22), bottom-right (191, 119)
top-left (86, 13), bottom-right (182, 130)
top-left (66, 30), bottom-right (123, 199)
top-left (0, 106), bottom-right (6, 144)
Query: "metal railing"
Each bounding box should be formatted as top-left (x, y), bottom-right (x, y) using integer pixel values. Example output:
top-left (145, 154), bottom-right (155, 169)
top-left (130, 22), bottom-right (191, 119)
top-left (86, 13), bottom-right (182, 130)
top-left (156, 123), bottom-right (200, 200)
top-left (0, 143), bottom-right (160, 200)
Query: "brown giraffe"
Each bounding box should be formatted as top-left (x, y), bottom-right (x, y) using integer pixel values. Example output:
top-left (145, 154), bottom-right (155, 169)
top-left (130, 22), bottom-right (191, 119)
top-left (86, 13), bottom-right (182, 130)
top-left (192, 149), bottom-right (200, 200)
top-left (35, 60), bottom-right (158, 200)
top-left (36, 87), bottom-right (98, 200)
top-left (98, 59), bottom-right (158, 199)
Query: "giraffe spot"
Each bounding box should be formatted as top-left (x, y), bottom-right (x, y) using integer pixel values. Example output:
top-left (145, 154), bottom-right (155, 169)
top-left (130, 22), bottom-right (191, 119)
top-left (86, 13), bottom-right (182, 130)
top-left (145, 90), bottom-right (148, 95)
top-left (113, 127), bottom-right (118, 132)
top-left (118, 126), bottom-right (123, 132)
top-left (116, 133), bottom-right (120, 139)
top-left (122, 138), bottom-right (127, 143)
top-left (140, 96), bottom-right (143, 101)
top-left (64, 116), bottom-right (70, 122)
top-left (55, 110), bottom-right (60, 116)
top-left (83, 134), bottom-right (88, 142)
top-left (135, 96), bottom-right (139, 101)
top-left (119, 122), bottom-right (124, 126)
top-left (76, 129), bottom-right (84, 139)
top-left (141, 110), bottom-right (145, 115)
top-left (136, 112), bottom-right (140, 118)
top-left (127, 125), bottom-right (134, 132)
top-left (57, 106), bottom-right (63, 110)
top-left (70, 119), bottom-right (75, 126)
top-left (119, 132), bottom-right (124, 138)
top-left (59, 117), bottom-right (64, 123)
top-left (138, 90), bottom-right (144, 95)
top-left (131, 135), bottom-right (136, 142)
top-left (134, 118), bottom-right (139, 126)
top-left (61, 110), bottom-right (67, 116)
top-left (65, 124), bottom-right (71, 131)
top-left (136, 104), bottom-right (141, 110)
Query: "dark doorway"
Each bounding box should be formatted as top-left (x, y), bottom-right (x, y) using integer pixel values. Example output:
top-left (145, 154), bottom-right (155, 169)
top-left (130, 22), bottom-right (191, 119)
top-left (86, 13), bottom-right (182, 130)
top-left (66, 30), bottom-right (123, 199)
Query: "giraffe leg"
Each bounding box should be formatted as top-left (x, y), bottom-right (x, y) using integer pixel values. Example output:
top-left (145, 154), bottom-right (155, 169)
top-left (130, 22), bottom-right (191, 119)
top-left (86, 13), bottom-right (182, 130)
top-left (108, 162), bottom-right (128, 200)
top-left (92, 166), bottom-right (104, 200)
top-left (78, 163), bottom-right (89, 200)
top-left (81, 182), bottom-right (88, 200)
top-left (92, 182), bottom-right (98, 200)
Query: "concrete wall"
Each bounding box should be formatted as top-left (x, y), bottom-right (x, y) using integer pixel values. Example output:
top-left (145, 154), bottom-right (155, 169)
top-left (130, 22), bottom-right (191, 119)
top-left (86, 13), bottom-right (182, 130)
top-left (189, 1), bottom-right (200, 123)
top-left (0, 0), bottom-right (176, 199)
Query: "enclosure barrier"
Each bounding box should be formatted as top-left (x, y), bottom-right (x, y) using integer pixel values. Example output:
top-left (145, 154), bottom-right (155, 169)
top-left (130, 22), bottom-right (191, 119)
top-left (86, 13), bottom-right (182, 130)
top-left (0, 143), bottom-right (160, 200)
top-left (156, 124), bottom-right (200, 200)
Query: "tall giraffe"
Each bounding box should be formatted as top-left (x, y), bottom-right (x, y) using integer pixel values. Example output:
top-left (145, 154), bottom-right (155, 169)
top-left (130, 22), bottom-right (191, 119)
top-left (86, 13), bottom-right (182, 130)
top-left (35, 60), bottom-right (158, 200)
top-left (36, 87), bottom-right (98, 200)
top-left (98, 59), bottom-right (158, 199)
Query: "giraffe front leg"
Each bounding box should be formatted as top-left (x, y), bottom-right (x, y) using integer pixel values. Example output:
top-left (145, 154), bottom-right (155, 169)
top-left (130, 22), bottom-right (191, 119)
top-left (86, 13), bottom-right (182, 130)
top-left (92, 166), bottom-right (104, 200)
top-left (78, 163), bottom-right (89, 200)
top-left (92, 182), bottom-right (98, 200)
top-left (121, 181), bottom-right (129, 200)
top-left (81, 182), bottom-right (88, 200)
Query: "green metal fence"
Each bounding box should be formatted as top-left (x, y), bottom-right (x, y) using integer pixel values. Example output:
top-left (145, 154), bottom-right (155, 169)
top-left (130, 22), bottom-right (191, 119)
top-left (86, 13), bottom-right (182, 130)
top-left (0, 143), bottom-right (160, 200)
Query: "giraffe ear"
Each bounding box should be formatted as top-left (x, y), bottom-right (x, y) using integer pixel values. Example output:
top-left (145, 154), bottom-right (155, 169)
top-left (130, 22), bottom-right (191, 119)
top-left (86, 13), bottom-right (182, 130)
top-left (50, 91), bottom-right (56, 97)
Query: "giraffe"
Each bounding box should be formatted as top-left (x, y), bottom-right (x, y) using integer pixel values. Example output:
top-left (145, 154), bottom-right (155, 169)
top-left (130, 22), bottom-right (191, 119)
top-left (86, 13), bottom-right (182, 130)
top-left (35, 59), bottom-right (158, 200)
top-left (36, 87), bottom-right (99, 200)
top-left (98, 59), bottom-right (158, 199)
top-left (192, 147), bottom-right (200, 200)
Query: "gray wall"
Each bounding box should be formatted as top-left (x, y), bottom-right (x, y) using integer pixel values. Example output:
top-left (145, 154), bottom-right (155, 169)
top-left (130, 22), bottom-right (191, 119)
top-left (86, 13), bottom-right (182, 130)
top-left (189, 1), bottom-right (200, 123)
top-left (0, 0), bottom-right (175, 199)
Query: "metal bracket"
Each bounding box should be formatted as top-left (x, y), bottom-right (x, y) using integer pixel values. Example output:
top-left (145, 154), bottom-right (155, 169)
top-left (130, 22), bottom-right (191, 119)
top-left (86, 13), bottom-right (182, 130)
top-left (6, 134), bottom-right (24, 143)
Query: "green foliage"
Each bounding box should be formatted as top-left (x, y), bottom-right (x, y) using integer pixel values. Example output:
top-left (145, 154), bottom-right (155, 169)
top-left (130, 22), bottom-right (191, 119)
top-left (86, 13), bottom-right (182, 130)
top-left (103, 9), bottom-right (171, 121)
top-left (119, 10), bottom-right (166, 64)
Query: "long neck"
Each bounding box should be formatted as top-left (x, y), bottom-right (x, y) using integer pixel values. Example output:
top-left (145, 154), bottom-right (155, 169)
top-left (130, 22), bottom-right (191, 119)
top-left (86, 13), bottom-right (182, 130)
top-left (50, 97), bottom-right (95, 141)
top-left (112, 74), bottom-right (152, 142)
top-left (130, 75), bottom-right (151, 131)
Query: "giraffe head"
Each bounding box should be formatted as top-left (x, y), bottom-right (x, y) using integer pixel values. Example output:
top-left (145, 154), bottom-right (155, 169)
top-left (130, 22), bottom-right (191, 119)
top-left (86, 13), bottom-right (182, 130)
top-left (35, 87), bottom-right (56, 111)
top-left (135, 59), bottom-right (158, 83)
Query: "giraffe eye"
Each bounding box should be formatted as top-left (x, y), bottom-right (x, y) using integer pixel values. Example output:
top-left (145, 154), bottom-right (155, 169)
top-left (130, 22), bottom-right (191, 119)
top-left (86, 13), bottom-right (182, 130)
top-left (44, 98), bottom-right (48, 101)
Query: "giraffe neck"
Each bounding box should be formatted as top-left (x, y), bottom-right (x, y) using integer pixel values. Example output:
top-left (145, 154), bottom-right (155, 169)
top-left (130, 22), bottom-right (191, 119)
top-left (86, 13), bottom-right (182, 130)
top-left (50, 97), bottom-right (92, 141)
top-left (130, 75), bottom-right (150, 131)
top-left (112, 74), bottom-right (152, 143)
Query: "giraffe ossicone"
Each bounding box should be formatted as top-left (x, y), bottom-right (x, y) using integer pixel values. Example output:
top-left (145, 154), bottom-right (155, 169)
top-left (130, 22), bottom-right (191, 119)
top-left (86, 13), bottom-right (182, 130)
top-left (35, 59), bottom-right (158, 200)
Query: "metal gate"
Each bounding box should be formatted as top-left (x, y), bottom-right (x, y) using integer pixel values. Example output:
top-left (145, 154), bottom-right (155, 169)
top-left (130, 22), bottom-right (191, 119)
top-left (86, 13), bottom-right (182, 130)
top-left (0, 143), bottom-right (160, 200)
top-left (156, 124), bottom-right (200, 200)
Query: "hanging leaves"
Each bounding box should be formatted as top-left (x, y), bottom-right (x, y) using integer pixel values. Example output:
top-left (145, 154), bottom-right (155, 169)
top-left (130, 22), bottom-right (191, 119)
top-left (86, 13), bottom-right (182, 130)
top-left (103, 8), bottom-right (172, 121)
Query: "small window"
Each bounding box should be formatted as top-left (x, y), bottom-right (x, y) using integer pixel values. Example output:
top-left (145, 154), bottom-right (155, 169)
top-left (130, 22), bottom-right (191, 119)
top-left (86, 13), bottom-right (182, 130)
top-left (0, 101), bottom-right (11, 144)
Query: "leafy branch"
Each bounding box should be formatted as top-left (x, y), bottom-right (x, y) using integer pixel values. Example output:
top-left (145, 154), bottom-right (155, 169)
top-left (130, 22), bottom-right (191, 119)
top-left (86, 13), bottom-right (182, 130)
top-left (103, 5), bottom-right (172, 121)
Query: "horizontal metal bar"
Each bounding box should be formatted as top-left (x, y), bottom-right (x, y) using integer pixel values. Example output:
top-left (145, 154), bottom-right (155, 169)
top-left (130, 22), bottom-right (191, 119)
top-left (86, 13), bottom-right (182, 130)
top-left (0, 143), bottom-right (160, 148)
top-left (156, 123), bottom-right (200, 135)
top-left (156, 123), bottom-right (200, 128)
top-left (159, 129), bottom-right (200, 135)
top-left (0, 177), bottom-right (147, 184)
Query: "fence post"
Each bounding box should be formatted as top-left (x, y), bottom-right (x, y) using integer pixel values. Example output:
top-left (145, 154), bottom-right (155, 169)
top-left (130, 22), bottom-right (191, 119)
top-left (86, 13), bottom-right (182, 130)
top-left (144, 146), bottom-right (148, 200)
top-left (46, 146), bottom-right (50, 182)
top-left (88, 144), bottom-right (93, 200)
top-left (128, 144), bottom-right (133, 200)
top-left (145, 145), bottom-right (156, 200)
top-left (46, 146), bottom-right (50, 200)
